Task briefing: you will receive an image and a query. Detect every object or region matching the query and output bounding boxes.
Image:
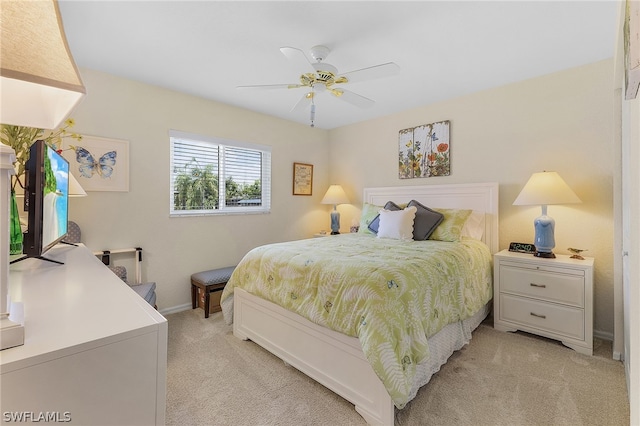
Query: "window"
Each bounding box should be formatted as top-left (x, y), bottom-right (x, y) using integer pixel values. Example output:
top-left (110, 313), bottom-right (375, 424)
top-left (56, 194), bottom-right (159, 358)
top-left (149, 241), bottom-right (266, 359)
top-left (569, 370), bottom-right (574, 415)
top-left (170, 130), bottom-right (271, 216)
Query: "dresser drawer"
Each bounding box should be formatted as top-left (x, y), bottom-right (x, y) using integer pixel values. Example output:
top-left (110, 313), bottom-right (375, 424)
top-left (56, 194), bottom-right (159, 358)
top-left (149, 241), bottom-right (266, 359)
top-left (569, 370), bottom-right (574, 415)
top-left (499, 294), bottom-right (584, 340)
top-left (499, 265), bottom-right (584, 308)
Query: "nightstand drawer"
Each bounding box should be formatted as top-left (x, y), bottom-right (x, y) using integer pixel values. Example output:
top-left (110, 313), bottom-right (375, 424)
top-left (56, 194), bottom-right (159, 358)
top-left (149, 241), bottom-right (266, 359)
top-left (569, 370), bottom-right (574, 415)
top-left (500, 294), bottom-right (584, 340)
top-left (500, 265), bottom-right (584, 308)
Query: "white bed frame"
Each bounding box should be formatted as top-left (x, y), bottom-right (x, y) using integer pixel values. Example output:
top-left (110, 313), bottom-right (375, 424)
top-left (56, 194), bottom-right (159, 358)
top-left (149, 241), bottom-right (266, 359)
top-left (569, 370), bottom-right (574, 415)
top-left (233, 183), bottom-right (499, 425)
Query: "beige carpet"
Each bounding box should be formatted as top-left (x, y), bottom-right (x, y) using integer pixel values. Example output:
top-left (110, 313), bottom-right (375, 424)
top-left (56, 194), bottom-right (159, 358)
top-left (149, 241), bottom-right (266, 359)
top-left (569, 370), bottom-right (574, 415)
top-left (165, 309), bottom-right (629, 426)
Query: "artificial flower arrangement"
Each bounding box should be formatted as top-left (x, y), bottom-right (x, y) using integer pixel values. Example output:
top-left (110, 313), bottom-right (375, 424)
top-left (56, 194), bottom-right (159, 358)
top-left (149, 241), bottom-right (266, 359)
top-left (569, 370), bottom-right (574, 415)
top-left (0, 119), bottom-right (83, 254)
top-left (0, 118), bottom-right (83, 190)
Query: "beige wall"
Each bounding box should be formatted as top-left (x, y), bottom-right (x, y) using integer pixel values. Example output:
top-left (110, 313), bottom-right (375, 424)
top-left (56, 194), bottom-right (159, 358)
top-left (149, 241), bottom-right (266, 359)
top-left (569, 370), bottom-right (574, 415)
top-left (328, 59), bottom-right (615, 337)
top-left (69, 62), bottom-right (616, 337)
top-left (68, 69), bottom-right (330, 311)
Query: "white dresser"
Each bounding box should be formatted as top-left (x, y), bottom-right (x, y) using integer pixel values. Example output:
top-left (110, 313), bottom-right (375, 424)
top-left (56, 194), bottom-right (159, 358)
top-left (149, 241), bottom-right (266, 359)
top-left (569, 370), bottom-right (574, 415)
top-left (1, 244), bottom-right (167, 425)
top-left (493, 249), bottom-right (594, 355)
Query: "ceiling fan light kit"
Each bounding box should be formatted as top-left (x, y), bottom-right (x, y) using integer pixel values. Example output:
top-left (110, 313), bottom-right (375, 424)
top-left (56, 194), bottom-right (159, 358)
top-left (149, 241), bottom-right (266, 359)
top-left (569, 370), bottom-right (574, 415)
top-left (238, 44), bottom-right (400, 127)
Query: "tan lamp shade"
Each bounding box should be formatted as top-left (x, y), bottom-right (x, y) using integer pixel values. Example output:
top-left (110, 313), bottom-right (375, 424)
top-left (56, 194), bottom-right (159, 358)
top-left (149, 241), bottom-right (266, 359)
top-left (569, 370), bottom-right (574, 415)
top-left (1, 0), bottom-right (86, 129)
top-left (321, 185), bottom-right (350, 206)
top-left (513, 171), bottom-right (581, 206)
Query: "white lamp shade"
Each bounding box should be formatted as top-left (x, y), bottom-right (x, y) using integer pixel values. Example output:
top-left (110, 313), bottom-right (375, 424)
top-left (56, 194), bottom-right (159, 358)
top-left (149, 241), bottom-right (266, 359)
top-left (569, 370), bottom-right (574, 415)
top-left (69, 172), bottom-right (86, 197)
top-left (513, 171), bottom-right (581, 206)
top-left (321, 185), bottom-right (350, 205)
top-left (0, 0), bottom-right (86, 129)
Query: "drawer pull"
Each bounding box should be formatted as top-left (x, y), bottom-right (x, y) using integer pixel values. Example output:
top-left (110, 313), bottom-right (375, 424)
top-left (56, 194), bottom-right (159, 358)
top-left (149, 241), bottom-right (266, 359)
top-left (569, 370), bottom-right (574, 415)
top-left (530, 312), bottom-right (547, 319)
top-left (530, 283), bottom-right (546, 288)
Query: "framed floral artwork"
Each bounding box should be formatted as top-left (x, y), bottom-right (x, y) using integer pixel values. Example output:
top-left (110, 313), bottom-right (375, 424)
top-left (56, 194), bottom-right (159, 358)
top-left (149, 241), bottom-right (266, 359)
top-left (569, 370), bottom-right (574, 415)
top-left (624, 0), bottom-right (640, 100)
top-left (62, 135), bottom-right (129, 192)
top-left (398, 120), bottom-right (450, 179)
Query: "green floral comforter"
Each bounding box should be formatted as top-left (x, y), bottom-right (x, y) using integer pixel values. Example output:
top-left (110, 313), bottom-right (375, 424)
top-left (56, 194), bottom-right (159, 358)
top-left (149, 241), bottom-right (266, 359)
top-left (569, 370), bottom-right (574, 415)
top-left (220, 233), bottom-right (492, 408)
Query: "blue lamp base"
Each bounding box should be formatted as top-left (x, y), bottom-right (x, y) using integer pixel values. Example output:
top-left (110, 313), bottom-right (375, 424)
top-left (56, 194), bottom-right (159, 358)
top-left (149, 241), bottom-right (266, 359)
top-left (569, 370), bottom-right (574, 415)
top-left (533, 205), bottom-right (555, 258)
top-left (330, 207), bottom-right (340, 235)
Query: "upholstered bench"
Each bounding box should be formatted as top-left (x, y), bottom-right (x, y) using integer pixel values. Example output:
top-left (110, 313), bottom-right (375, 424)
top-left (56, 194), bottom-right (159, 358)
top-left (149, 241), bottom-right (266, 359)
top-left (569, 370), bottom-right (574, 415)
top-left (191, 266), bottom-right (236, 318)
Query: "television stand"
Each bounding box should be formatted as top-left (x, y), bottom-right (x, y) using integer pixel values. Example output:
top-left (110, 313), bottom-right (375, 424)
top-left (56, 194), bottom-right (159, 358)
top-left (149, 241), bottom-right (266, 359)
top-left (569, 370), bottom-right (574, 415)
top-left (9, 255), bottom-right (64, 265)
top-left (3, 243), bottom-right (167, 424)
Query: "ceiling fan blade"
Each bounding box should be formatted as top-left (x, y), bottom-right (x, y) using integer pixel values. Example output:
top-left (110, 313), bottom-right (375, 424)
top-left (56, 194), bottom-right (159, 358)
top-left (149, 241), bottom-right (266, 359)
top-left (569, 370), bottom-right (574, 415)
top-left (291, 92), bottom-right (313, 112)
top-left (237, 83), bottom-right (303, 90)
top-left (280, 46), bottom-right (316, 73)
top-left (330, 88), bottom-right (374, 108)
top-left (339, 62), bottom-right (400, 84)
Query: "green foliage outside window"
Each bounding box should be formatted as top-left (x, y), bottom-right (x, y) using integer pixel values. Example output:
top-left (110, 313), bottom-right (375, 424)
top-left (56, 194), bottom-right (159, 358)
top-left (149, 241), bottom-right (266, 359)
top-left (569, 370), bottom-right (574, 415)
top-left (173, 159), bottom-right (262, 210)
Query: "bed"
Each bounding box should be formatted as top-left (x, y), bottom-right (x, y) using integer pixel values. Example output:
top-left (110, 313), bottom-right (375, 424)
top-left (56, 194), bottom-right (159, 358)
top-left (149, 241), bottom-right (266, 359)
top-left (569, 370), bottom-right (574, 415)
top-left (221, 182), bottom-right (498, 425)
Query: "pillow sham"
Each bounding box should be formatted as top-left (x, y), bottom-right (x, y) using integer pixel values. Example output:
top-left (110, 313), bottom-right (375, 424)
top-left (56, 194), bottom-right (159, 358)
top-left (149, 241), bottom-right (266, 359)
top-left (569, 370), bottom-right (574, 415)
top-left (428, 208), bottom-right (473, 242)
top-left (407, 199), bottom-right (444, 240)
top-left (377, 206), bottom-right (417, 240)
top-left (461, 210), bottom-right (485, 240)
top-left (367, 201), bottom-right (403, 234)
top-left (358, 203), bottom-right (383, 235)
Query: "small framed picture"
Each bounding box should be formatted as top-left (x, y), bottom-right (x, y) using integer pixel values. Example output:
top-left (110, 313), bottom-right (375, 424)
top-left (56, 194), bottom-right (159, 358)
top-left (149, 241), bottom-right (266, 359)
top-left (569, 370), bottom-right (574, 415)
top-left (292, 162), bottom-right (313, 196)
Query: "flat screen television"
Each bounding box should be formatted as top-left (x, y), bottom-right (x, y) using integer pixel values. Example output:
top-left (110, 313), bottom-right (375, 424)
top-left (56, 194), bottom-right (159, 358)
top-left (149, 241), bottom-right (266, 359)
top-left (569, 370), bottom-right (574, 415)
top-left (14, 140), bottom-right (70, 264)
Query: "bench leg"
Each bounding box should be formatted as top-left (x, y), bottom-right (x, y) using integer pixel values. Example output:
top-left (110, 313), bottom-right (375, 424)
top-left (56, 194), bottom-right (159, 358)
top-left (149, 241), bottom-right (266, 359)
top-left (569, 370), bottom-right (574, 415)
top-left (191, 284), bottom-right (197, 309)
top-left (204, 291), bottom-right (211, 319)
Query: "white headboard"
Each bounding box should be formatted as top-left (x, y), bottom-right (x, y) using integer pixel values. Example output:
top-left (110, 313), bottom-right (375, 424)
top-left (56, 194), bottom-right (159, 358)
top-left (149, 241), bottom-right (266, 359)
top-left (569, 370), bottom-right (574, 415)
top-left (363, 182), bottom-right (499, 254)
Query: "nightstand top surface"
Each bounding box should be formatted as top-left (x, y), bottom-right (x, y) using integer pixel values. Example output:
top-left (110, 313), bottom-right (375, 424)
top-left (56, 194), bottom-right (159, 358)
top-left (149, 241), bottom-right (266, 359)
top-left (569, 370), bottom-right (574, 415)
top-left (495, 249), bottom-right (594, 267)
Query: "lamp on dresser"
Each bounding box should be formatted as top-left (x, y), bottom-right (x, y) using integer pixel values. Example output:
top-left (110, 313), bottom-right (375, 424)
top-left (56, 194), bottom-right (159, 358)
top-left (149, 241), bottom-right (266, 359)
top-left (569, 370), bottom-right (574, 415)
top-left (513, 171), bottom-right (581, 258)
top-left (321, 184), bottom-right (350, 234)
top-left (0, 0), bottom-right (86, 350)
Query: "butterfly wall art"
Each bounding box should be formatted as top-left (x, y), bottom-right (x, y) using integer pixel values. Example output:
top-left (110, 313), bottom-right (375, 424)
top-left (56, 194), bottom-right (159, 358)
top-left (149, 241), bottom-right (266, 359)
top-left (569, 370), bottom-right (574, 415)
top-left (62, 135), bottom-right (129, 192)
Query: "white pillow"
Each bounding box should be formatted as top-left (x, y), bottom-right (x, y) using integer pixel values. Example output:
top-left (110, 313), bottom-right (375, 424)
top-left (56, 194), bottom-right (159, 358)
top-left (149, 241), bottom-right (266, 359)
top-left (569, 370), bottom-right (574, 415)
top-left (461, 210), bottom-right (485, 240)
top-left (377, 206), bottom-right (417, 240)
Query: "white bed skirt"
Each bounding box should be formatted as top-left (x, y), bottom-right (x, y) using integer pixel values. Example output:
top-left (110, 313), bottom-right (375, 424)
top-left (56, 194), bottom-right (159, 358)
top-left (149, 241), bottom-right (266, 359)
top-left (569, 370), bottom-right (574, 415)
top-left (228, 288), bottom-right (490, 425)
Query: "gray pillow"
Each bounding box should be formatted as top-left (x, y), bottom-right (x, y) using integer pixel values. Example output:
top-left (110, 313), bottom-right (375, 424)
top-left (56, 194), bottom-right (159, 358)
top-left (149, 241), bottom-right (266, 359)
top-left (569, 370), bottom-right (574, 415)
top-left (368, 201), bottom-right (402, 234)
top-left (407, 199), bottom-right (444, 240)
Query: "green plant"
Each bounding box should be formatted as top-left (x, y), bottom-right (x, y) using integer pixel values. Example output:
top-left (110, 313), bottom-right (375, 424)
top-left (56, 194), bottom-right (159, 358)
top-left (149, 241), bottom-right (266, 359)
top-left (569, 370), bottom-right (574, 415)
top-left (173, 158), bottom-right (262, 210)
top-left (174, 160), bottom-right (219, 210)
top-left (0, 118), bottom-right (82, 190)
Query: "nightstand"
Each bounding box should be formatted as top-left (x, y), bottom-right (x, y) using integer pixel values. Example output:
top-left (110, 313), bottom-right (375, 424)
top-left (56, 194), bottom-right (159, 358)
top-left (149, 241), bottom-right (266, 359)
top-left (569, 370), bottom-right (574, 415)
top-left (493, 249), bottom-right (594, 355)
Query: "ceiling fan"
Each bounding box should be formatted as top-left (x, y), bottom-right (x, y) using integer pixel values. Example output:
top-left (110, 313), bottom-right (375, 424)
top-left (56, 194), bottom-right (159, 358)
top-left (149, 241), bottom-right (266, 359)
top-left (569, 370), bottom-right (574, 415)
top-left (237, 45), bottom-right (400, 127)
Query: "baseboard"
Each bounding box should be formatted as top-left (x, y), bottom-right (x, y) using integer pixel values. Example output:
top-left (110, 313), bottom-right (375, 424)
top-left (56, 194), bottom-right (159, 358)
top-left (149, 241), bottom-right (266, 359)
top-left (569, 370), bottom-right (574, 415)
top-left (159, 303), bottom-right (191, 316)
top-left (594, 329), bottom-right (614, 342)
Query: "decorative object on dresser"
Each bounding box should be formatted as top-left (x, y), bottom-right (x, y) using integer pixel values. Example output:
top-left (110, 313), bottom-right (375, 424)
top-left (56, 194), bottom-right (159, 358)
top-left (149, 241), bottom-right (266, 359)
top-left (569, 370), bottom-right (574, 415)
top-left (493, 249), bottom-right (594, 355)
top-left (321, 184), bottom-right (350, 234)
top-left (1, 0), bottom-right (86, 351)
top-left (398, 120), bottom-right (450, 179)
top-left (568, 247), bottom-right (588, 260)
top-left (513, 171), bottom-right (581, 258)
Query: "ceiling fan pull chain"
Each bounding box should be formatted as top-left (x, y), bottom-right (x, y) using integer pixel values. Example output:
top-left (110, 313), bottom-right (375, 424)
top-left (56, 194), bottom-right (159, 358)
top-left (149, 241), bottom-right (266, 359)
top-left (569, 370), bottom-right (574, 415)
top-left (310, 102), bottom-right (316, 128)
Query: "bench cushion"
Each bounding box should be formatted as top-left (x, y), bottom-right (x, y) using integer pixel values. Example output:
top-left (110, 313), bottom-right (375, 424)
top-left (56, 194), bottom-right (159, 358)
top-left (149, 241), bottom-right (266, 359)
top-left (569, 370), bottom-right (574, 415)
top-left (191, 266), bottom-right (236, 286)
top-left (131, 282), bottom-right (156, 306)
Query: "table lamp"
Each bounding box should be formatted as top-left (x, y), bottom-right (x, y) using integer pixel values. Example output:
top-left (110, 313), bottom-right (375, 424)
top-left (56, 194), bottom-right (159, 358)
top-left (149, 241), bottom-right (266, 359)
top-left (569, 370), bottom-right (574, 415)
top-left (1, 0), bottom-right (86, 350)
top-left (321, 185), bottom-right (350, 234)
top-left (513, 171), bottom-right (581, 258)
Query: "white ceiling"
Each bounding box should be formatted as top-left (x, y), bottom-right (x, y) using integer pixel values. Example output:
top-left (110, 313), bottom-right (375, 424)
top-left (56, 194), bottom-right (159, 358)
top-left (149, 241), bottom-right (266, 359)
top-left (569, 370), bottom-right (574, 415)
top-left (58, 1), bottom-right (619, 130)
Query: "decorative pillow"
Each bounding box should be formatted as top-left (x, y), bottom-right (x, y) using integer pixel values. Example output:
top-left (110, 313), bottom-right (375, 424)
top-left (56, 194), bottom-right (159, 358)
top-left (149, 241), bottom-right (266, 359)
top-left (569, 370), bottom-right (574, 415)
top-left (377, 206), bottom-right (417, 240)
top-left (461, 210), bottom-right (485, 240)
top-left (407, 199), bottom-right (444, 240)
top-left (428, 208), bottom-right (473, 242)
top-left (367, 201), bottom-right (403, 234)
top-left (358, 203), bottom-right (382, 235)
